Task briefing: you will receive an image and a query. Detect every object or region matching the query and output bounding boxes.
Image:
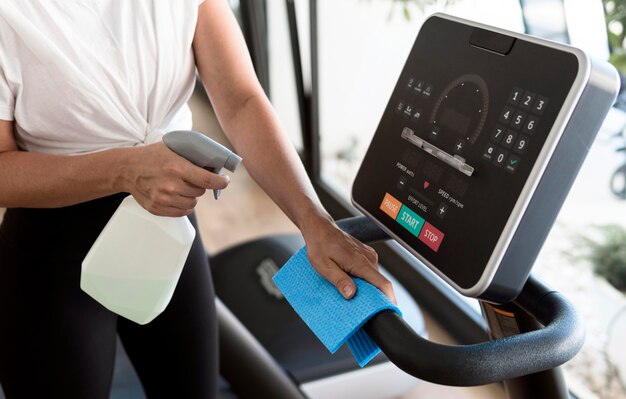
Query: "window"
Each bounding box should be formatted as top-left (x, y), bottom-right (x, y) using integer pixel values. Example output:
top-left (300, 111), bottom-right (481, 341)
top-left (267, 0), bottom-right (307, 150)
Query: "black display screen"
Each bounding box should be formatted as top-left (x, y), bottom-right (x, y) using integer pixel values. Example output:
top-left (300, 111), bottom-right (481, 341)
top-left (352, 16), bottom-right (579, 289)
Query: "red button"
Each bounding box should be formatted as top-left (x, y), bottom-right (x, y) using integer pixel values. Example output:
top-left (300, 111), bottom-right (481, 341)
top-left (419, 222), bottom-right (444, 252)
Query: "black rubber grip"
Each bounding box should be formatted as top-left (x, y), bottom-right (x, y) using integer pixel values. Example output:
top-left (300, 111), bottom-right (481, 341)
top-left (364, 291), bottom-right (583, 385)
top-left (335, 216), bottom-right (585, 386)
top-left (335, 216), bottom-right (390, 243)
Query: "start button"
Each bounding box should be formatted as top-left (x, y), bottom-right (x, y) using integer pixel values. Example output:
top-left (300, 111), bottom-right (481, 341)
top-left (397, 205), bottom-right (425, 237)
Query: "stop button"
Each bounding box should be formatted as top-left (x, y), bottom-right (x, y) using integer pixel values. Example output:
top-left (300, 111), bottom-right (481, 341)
top-left (419, 222), bottom-right (445, 252)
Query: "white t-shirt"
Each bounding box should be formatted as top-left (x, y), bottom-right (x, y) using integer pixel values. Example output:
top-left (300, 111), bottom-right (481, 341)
top-left (0, 0), bottom-right (205, 154)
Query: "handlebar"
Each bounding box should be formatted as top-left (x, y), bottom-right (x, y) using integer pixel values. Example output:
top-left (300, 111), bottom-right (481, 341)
top-left (335, 216), bottom-right (585, 386)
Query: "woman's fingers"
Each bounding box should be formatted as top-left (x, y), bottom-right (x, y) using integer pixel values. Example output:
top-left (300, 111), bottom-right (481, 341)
top-left (304, 223), bottom-right (397, 303)
top-left (176, 161), bottom-right (230, 191)
top-left (341, 251), bottom-right (397, 304)
top-left (134, 191), bottom-right (198, 216)
top-left (180, 181), bottom-right (207, 198)
top-left (329, 236), bottom-right (397, 303)
top-left (129, 142), bottom-right (233, 216)
top-left (310, 256), bottom-right (357, 299)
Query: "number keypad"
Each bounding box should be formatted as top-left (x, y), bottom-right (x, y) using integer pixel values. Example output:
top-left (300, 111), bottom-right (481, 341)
top-left (486, 88), bottom-right (549, 173)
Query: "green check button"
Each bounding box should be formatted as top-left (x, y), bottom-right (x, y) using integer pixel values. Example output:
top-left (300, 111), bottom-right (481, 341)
top-left (506, 154), bottom-right (521, 174)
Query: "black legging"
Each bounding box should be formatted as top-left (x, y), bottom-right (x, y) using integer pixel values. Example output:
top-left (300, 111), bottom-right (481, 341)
top-left (0, 194), bottom-right (218, 399)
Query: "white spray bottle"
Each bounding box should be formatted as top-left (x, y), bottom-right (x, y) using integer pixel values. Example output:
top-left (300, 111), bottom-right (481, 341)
top-left (81, 130), bottom-right (242, 324)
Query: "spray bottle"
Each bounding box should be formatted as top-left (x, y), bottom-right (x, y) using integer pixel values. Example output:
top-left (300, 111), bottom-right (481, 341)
top-left (81, 130), bottom-right (242, 324)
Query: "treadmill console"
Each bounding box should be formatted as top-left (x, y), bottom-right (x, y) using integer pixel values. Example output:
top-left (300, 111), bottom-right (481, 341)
top-left (352, 14), bottom-right (618, 302)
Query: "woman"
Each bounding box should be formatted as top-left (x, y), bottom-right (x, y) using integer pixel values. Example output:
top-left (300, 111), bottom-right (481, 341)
top-left (0, 1), bottom-right (395, 398)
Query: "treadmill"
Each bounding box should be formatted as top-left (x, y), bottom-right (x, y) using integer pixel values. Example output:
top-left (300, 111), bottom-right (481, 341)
top-left (212, 12), bottom-right (619, 399)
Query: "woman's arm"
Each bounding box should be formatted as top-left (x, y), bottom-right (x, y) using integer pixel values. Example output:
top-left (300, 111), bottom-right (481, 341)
top-left (0, 120), bottom-right (229, 216)
top-left (193, 0), bottom-right (395, 301)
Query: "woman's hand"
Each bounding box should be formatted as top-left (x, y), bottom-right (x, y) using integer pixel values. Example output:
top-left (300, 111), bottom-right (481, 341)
top-left (117, 142), bottom-right (230, 217)
top-left (302, 213), bottom-right (397, 303)
top-left (193, 0), bottom-right (394, 301)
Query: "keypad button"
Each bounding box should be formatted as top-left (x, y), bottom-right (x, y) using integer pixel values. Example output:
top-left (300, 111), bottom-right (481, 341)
top-left (520, 91), bottom-right (536, 110)
top-left (532, 96), bottom-right (549, 115)
top-left (413, 81), bottom-right (424, 95)
top-left (506, 154), bottom-right (521, 174)
top-left (398, 205), bottom-right (425, 237)
top-left (510, 111), bottom-right (526, 130)
top-left (499, 106), bottom-right (515, 124)
top-left (491, 125), bottom-right (506, 143)
top-left (522, 116), bottom-right (539, 134)
top-left (453, 139), bottom-right (466, 154)
top-left (406, 77), bottom-right (416, 91)
top-left (482, 143), bottom-right (497, 161)
top-left (380, 193), bottom-right (402, 220)
top-left (419, 222), bottom-right (445, 252)
top-left (502, 130), bottom-right (518, 149)
top-left (397, 176), bottom-right (408, 190)
top-left (429, 125), bottom-right (440, 141)
top-left (436, 202), bottom-right (448, 219)
top-left (411, 109), bottom-right (423, 122)
top-left (494, 148), bottom-right (509, 167)
top-left (422, 84), bottom-right (433, 98)
top-left (508, 87), bottom-right (523, 105)
top-left (513, 135), bottom-right (529, 154)
top-left (395, 101), bottom-right (405, 115)
top-left (403, 104), bottom-right (415, 119)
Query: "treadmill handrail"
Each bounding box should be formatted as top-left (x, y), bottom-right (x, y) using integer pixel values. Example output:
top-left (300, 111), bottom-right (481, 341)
top-left (336, 216), bottom-right (585, 386)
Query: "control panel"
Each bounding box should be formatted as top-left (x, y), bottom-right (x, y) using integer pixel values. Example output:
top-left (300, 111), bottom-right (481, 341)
top-left (352, 14), bottom-right (618, 300)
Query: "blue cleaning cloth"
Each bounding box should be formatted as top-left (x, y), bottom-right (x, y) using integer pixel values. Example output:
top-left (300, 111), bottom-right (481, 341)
top-left (272, 246), bottom-right (401, 367)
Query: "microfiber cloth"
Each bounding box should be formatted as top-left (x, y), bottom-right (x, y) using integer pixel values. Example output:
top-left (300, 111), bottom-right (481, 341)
top-left (272, 246), bottom-right (401, 367)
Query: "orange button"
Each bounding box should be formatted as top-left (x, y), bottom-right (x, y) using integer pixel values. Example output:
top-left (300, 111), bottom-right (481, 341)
top-left (380, 193), bottom-right (402, 220)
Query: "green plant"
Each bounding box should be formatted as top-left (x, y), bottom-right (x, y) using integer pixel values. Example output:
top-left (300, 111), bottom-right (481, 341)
top-left (575, 224), bottom-right (626, 293)
top-left (604, 0), bottom-right (626, 74)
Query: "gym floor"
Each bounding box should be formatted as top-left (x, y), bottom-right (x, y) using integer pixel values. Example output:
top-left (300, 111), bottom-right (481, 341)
top-left (0, 91), bottom-right (505, 399)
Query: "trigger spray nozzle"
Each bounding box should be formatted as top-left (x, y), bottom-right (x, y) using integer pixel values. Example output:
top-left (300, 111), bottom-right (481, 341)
top-left (163, 130), bottom-right (242, 200)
